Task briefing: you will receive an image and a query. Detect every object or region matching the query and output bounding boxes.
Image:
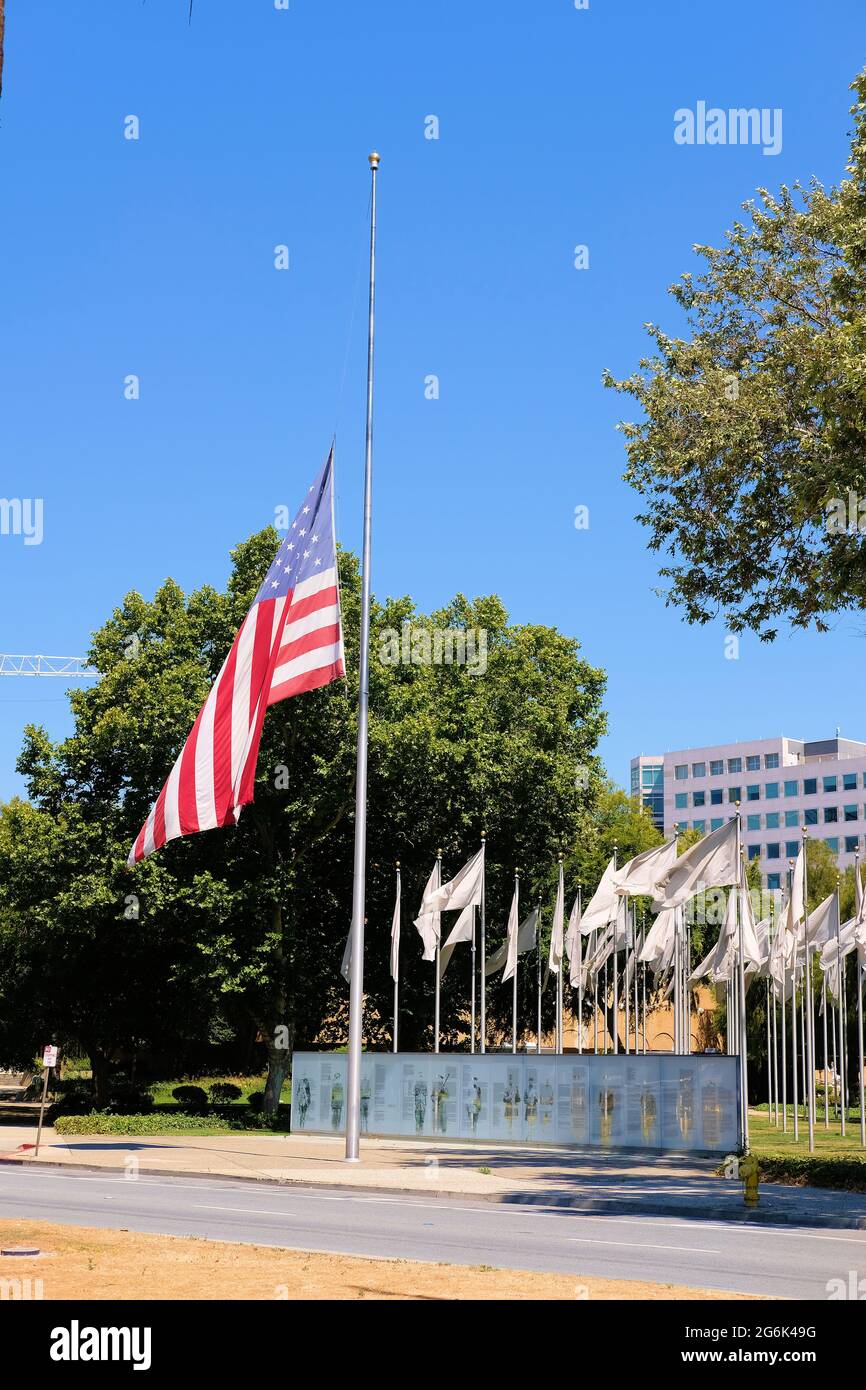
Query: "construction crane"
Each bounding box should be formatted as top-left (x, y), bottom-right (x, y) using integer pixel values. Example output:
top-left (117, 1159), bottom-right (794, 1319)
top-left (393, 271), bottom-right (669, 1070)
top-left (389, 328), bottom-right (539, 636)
top-left (0, 655), bottom-right (98, 678)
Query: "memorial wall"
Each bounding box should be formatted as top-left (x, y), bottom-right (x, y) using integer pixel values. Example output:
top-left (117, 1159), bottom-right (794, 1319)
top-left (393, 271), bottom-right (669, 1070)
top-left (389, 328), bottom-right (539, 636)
top-left (290, 1051), bottom-right (740, 1153)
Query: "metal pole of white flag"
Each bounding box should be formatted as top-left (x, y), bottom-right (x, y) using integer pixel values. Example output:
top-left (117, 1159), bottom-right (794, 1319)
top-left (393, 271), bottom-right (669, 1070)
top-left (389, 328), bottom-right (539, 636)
top-left (612, 845), bottom-right (619, 1055)
top-left (345, 152), bottom-right (379, 1163)
top-left (801, 830), bottom-right (815, 1152)
top-left (781, 871), bottom-right (789, 1132)
top-left (392, 863), bottom-right (401, 1053)
top-left (835, 876), bottom-right (846, 1136)
top-left (576, 885), bottom-right (584, 1054)
top-left (536, 907), bottom-right (543, 1054)
top-left (512, 870), bottom-right (520, 1054)
top-left (556, 857), bottom-right (564, 1053)
top-left (735, 808), bottom-right (749, 1150)
top-left (434, 849), bottom-right (442, 1054)
top-left (766, 979), bottom-right (772, 1125)
top-left (856, 852), bottom-right (865, 1147)
top-left (822, 975), bottom-right (829, 1129)
top-left (623, 897), bottom-right (630, 1056)
top-left (470, 902), bottom-right (476, 1055)
top-left (480, 833), bottom-right (487, 1054)
top-left (788, 859), bottom-right (799, 1142)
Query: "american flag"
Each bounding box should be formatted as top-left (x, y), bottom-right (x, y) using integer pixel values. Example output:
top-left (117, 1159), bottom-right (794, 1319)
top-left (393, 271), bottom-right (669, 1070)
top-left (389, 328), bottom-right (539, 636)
top-left (128, 449), bottom-right (344, 864)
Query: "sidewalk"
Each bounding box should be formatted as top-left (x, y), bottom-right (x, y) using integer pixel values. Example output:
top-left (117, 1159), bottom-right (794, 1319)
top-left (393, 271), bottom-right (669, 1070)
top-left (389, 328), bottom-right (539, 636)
top-left (2, 1123), bottom-right (866, 1229)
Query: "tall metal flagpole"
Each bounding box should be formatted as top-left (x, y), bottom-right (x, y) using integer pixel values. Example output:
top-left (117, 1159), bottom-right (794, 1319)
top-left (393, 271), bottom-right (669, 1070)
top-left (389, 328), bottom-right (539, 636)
top-left (480, 833), bottom-right (487, 1054)
top-left (345, 151), bottom-right (380, 1163)
top-left (537, 903), bottom-right (543, 1053)
top-left (434, 849), bottom-right (442, 1053)
top-left (470, 903), bottom-right (476, 1055)
top-left (393, 863), bottom-right (401, 1053)
top-left (576, 885), bottom-right (584, 1054)
top-left (803, 829), bottom-right (815, 1153)
top-left (735, 807), bottom-right (750, 1150)
top-left (512, 870), bottom-right (520, 1054)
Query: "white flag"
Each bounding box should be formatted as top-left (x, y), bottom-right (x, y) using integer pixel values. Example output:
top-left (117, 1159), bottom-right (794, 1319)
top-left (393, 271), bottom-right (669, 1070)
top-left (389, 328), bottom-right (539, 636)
top-left (652, 819), bottom-right (739, 909)
top-left (340, 929), bottom-right (352, 983)
top-left (390, 876), bottom-right (401, 983)
top-left (486, 906), bottom-right (538, 978)
top-left (422, 847), bottom-right (484, 914)
top-left (613, 839), bottom-right (678, 896)
top-left (413, 859), bottom-right (441, 962)
top-left (548, 868), bottom-right (565, 974)
top-left (805, 892), bottom-right (839, 952)
top-left (438, 901), bottom-right (475, 980)
top-left (580, 857), bottom-right (618, 934)
top-left (564, 894), bottom-right (583, 987)
top-left (639, 906), bottom-right (677, 976)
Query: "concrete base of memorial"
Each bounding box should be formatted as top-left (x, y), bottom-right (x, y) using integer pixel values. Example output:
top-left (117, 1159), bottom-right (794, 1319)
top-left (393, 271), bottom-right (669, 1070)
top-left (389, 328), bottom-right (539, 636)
top-left (290, 1051), bottom-right (741, 1154)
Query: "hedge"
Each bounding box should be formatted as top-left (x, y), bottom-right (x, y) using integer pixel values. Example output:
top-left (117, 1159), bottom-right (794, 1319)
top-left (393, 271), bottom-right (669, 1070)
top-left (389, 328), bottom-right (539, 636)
top-left (54, 1111), bottom-right (290, 1136)
top-left (755, 1155), bottom-right (866, 1192)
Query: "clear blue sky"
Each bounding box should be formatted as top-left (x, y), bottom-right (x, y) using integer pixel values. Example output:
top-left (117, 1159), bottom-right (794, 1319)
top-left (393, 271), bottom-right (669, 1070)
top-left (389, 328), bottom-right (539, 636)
top-left (1, 0), bottom-right (865, 801)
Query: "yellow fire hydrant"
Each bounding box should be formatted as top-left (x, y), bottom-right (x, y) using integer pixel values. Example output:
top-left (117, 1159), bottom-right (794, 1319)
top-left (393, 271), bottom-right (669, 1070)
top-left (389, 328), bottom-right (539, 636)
top-left (739, 1151), bottom-right (760, 1208)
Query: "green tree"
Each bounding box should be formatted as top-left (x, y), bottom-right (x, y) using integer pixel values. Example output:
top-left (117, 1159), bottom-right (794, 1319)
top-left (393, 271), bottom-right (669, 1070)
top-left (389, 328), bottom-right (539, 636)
top-left (604, 70), bottom-right (866, 641)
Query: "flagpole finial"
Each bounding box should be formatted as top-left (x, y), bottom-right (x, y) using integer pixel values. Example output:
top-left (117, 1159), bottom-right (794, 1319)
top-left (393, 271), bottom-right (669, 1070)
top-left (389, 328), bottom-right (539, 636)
top-left (395, 860), bottom-right (400, 869)
top-left (481, 830), bottom-right (486, 841)
top-left (369, 151), bottom-right (380, 169)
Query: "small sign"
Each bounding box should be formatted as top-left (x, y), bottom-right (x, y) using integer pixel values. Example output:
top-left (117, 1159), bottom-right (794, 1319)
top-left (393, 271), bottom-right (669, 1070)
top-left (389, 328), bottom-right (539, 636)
top-left (42, 1046), bottom-right (58, 1069)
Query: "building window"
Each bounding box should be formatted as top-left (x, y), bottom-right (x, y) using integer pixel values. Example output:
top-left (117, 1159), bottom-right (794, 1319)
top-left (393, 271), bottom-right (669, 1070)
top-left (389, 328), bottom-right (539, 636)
top-left (823, 775), bottom-right (838, 793)
top-left (846, 835), bottom-right (860, 854)
top-left (693, 790), bottom-right (706, 807)
top-left (675, 821), bottom-right (687, 833)
top-left (824, 806), bottom-right (838, 823)
top-left (747, 814), bottom-right (761, 831)
top-left (728, 786), bottom-right (741, 803)
top-left (747, 844), bottom-right (761, 860)
top-left (692, 761), bottom-right (706, 778)
top-left (711, 788), bottom-right (723, 805)
top-left (747, 784), bottom-right (760, 801)
top-left (710, 817), bottom-right (723, 831)
top-left (746, 754), bottom-right (761, 771)
top-left (785, 840), bottom-right (800, 858)
top-left (767, 873), bottom-right (781, 891)
top-left (674, 764), bottom-right (688, 780)
top-left (826, 837), bottom-right (839, 854)
top-left (728, 757), bottom-right (742, 773)
top-left (805, 807), bottom-right (818, 825)
top-left (766, 843), bottom-right (780, 859)
top-left (693, 819), bottom-right (706, 833)
top-left (844, 772), bottom-right (858, 791)
top-left (844, 804), bottom-right (858, 822)
top-left (785, 810), bottom-right (799, 827)
top-left (804, 778), bottom-right (817, 795)
top-left (764, 753), bottom-right (780, 769)
top-left (784, 779), bottom-right (798, 797)
top-left (765, 812), bottom-right (780, 829)
top-left (710, 759), bottom-right (724, 776)
top-left (765, 782), bottom-right (779, 799)
top-left (675, 792), bottom-right (688, 809)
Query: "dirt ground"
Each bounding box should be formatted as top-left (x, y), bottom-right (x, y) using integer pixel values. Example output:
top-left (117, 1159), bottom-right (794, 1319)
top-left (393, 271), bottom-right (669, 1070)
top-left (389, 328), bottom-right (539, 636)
top-left (0, 1220), bottom-right (764, 1300)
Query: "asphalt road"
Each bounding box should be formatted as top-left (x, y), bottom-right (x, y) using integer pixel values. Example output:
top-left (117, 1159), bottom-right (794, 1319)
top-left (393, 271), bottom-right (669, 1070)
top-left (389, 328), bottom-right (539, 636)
top-left (1, 1165), bottom-right (864, 1297)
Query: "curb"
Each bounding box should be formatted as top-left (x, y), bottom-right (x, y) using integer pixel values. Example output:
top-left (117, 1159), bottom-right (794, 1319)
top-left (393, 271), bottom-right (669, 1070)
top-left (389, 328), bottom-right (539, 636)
top-left (2, 1154), bottom-right (866, 1230)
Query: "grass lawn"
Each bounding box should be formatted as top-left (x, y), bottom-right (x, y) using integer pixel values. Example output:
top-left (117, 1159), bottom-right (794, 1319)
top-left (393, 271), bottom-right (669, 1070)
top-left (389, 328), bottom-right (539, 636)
top-left (749, 1109), bottom-right (866, 1161)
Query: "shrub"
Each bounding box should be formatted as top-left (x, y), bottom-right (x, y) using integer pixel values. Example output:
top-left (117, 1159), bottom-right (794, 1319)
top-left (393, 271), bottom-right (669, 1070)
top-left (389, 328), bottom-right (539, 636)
top-left (107, 1086), bottom-right (154, 1115)
top-left (171, 1085), bottom-right (209, 1113)
top-left (46, 1089), bottom-right (94, 1122)
top-left (54, 1112), bottom-right (291, 1136)
top-left (209, 1082), bottom-right (243, 1105)
top-left (247, 1090), bottom-right (264, 1113)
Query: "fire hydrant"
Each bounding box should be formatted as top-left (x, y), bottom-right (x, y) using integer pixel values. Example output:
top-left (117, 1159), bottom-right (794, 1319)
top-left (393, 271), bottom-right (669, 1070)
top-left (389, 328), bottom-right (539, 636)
top-left (739, 1151), bottom-right (760, 1209)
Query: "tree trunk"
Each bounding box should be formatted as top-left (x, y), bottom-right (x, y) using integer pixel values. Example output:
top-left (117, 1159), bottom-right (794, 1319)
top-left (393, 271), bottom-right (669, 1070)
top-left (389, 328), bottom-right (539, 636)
top-left (89, 1045), bottom-right (110, 1108)
top-left (263, 1028), bottom-right (292, 1118)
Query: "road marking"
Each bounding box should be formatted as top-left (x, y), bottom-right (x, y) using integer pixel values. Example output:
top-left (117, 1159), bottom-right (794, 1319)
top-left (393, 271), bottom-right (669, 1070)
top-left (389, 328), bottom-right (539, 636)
top-left (569, 1237), bottom-right (721, 1253)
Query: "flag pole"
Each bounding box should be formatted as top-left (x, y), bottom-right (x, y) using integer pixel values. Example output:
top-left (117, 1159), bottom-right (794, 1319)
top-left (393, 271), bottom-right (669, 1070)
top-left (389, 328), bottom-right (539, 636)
top-left (536, 905), bottom-right (542, 1054)
top-left (735, 806), bottom-right (749, 1150)
top-left (480, 833), bottom-right (487, 1054)
top-left (835, 874), bottom-right (846, 1136)
top-left (556, 857), bottom-right (564, 1053)
top-left (512, 869), bottom-right (520, 1054)
top-left (393, 862), bottom-right (400, 1053)
top-left (803, 828), bottom-right (815, 1152)
top-left (434, 848), bottom-right (442, 1054)
top-left (856, 851), bottom-right (865, 1147)
top-left (470, 901), bottom-right (477, 1055)
top-left (345, 151), bottom-right (379, 1163)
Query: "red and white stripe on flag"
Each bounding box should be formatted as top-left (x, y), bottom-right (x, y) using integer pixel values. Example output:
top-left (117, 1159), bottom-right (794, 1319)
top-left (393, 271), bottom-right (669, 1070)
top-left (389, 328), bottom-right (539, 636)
top-left (128, 450), bottom-right (345, 865)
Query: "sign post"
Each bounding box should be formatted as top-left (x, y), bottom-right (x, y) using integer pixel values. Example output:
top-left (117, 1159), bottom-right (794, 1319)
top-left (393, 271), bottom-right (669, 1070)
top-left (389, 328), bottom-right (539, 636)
top-left (35, 1045), bottom-right (58, 1157)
